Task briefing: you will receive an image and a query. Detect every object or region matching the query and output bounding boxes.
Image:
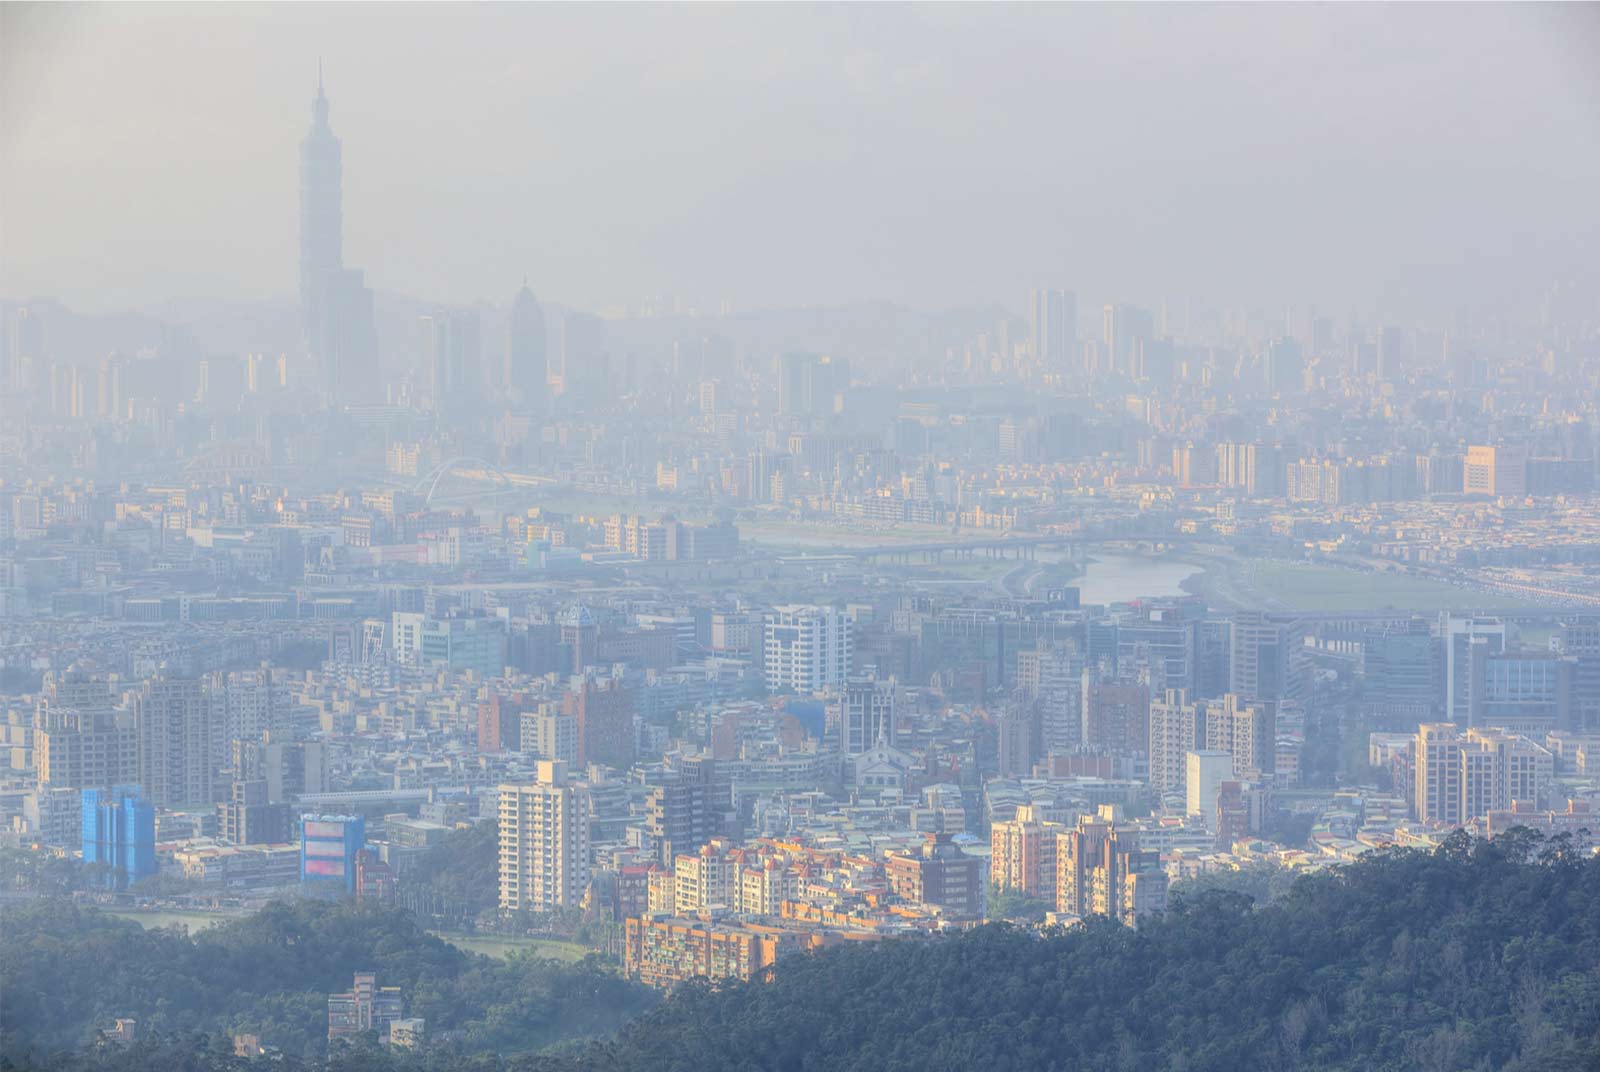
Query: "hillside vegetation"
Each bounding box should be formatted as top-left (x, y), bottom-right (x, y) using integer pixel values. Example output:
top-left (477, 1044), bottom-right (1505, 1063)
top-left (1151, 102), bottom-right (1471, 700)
top-left (7, 832), bottom-right (1600, 1072)
top-left (0, 898), bottom-right (653, 1062)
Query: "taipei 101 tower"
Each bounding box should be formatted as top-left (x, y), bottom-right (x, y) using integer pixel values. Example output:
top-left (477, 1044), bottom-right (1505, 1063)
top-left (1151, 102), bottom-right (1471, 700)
top-left (298, 66), bottom-right (376, 406)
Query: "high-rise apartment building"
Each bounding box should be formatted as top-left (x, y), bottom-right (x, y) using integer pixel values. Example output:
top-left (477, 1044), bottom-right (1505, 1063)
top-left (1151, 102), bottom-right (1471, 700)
top-left (562, 675), bottom-right (636, 770)
top-left (646, 757), bottom-right (730, 867)
top-left (764, 605), bottom-right (851, 693)
top-left (210, 666), bottom-right (288, 769)
top-left (1101, 304), bottom-right (1154, 375)
top-left (37, 701), bottom-right (136, 791)
top-left (996, 703), bottom-right (1039, 777)
top-left (1414, 723), bottom-right (1463, 826)
top-left (522, 708), bottom-right (579, 766)
top-left (1080, 674), bottom-right (1148, 757)
top-left (134, 674), bottom-right (213, 809)
top-left (1555, 618), bottom-right (1600, 732)
top-left (1148, 688), bottom-right (1204, 800)
top-left (498, 760), bottom-right (592, 912)
top-left (1055, 814), bottom-right (1168, 926)
top-left (1412, 723), bottom-right (1553, 826)
top-left (217, 779), bottom-right (291, 846)
top-left (989, 804), bottom-right (1062, 904)
top-left (673, 842), bottom-right (738, 915)
top-left (1203, 694), bottom-right (1277, 783)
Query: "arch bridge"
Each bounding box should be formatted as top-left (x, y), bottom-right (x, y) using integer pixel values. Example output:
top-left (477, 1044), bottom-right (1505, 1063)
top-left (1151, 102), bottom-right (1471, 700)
top-left (412, 457), bottom-right (513, 504)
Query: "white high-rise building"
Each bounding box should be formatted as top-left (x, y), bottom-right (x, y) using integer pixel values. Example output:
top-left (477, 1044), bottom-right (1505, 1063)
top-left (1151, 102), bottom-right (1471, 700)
top-left (764, 605), bottom-right (851, 693)
top-left (498, 760), bottom-right (591, 913)
top-left (1186, 750), bottom-right (1234, 831)
top-left (1149, 689), bottom-right (1204, 800)
top-left (1442, 616), bottom-right (1505, 725)
top-left (391, 612), bottom-right (425, 666)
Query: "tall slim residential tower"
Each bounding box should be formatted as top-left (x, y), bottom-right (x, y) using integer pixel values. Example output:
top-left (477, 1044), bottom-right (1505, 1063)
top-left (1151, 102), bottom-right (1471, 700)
top-left (506, 283), bottom-right (547, 407)
top-left (134, 674), bottom-right (214, 809)
top-left (498, 761), bottom-right (592, 912)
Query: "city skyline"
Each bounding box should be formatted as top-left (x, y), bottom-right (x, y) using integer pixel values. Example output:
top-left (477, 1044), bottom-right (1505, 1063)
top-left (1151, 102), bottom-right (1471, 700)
top-left (5, 5), bottom-right (1600, 1069)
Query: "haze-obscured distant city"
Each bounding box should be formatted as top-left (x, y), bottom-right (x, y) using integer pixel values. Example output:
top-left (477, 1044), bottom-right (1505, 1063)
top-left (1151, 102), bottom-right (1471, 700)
top-left (3, 5), bottom-right (1600, 1071)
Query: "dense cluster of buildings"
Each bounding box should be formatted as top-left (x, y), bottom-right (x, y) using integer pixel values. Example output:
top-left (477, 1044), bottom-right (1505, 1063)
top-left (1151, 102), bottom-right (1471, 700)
top-left (4, 76), bottom-right (1600, 1001)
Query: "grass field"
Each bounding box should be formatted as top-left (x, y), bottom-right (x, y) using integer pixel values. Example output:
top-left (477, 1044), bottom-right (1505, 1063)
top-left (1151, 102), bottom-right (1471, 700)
top-left (105, 908), bottom-right (239, 931)
top-left (1241, 561), bottom-right (1547, 612)
top-left (430, 932), bottom-right (591, 962)
top-left (107, 910), bottom-right (591, 963)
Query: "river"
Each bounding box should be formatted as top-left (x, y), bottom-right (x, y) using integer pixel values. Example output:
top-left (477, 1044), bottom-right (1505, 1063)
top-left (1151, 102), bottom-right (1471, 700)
top-left (1069, 553), bottom-right (1202, 605)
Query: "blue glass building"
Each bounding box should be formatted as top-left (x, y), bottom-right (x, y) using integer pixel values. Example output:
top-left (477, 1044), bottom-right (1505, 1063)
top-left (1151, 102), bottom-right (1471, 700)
top-left (81, 785), bottom-right (156, 889)
top-left (301, 814), bottom-right (365, 894)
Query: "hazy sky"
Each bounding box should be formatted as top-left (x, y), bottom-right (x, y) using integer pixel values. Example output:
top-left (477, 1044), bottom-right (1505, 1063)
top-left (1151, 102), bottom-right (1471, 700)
top-left (4, 3), bottom-right (1598, 321)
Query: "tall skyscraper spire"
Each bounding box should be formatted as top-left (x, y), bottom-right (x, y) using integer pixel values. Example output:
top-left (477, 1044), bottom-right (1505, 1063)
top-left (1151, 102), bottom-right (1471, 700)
top-left (298, 70), bottom-right (377, 407)
top-left (299, 69), bottom-right (342, 328)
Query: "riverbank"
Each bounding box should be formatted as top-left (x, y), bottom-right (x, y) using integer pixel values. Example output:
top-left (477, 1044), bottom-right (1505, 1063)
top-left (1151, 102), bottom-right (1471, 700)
top-left (1177, 552), bottom-right (1552, 613)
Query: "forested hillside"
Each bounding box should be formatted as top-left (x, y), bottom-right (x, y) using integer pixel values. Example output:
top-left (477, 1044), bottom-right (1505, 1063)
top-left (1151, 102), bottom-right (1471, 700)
top-left (7, 833), bottom-right (1600, 1072)
top-left (558, 832), bottom-right (1599, 1072)
top-left (0, 899), bottom-right (653, 1062)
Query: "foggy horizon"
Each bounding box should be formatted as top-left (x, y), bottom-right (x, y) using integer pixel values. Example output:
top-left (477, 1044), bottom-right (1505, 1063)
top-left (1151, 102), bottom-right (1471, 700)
top-left (5, 3), bottom-right (1599, 326)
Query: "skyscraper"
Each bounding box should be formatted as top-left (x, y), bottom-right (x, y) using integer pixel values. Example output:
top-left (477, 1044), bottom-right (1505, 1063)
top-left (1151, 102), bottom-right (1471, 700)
top-left (300, 69), bottom-right (342, 362)
top-left (506, 283), bottom-right (547, 407)
top-left (298, 69), bottom-right (377, 406)
top-left (1029, 289), bottom-right (1076, 373)
top-left (777, 352), bottom-right (819, 416)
